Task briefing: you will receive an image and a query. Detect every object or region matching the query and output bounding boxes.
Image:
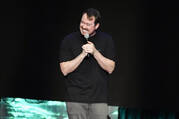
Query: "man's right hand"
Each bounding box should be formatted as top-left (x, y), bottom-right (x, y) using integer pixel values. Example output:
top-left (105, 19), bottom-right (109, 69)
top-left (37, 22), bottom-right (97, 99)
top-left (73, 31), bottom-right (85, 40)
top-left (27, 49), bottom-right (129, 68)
top-left (82, 45), bottom-right (88, 57)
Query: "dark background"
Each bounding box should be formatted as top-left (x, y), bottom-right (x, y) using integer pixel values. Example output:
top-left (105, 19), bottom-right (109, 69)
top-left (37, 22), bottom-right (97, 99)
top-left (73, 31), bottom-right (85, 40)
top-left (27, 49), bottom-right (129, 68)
top-left (0, 0), bottom-right (178, 112)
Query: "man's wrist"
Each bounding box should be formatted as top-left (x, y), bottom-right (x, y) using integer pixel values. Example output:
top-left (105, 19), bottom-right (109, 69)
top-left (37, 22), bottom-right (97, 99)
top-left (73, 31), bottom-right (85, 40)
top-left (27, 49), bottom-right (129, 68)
top-left (93, 49), bottom-right (99, 56)
top-left (81, 50), bottom-right (87, 57)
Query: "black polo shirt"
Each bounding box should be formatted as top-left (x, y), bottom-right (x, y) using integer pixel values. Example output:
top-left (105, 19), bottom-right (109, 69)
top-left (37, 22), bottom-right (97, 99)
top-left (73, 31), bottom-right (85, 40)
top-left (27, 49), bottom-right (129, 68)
top-left (58, 31), bottom-right (116, 103)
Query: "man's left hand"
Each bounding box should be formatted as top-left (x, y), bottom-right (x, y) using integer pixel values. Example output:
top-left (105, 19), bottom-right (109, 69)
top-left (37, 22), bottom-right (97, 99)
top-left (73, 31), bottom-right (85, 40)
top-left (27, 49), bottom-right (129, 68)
top-left (82, 41), bottom-right (97, 55)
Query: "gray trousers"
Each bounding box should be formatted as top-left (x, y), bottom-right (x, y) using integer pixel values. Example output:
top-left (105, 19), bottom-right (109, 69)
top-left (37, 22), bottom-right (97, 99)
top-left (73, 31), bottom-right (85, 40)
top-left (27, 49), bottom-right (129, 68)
top-left (66, 102), bottom-right (108, 119)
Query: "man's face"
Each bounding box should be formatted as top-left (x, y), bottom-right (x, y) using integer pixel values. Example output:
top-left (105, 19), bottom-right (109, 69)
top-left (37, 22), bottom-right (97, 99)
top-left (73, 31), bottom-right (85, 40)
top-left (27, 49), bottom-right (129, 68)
top-left (80, 13), bottom-right (99, 36)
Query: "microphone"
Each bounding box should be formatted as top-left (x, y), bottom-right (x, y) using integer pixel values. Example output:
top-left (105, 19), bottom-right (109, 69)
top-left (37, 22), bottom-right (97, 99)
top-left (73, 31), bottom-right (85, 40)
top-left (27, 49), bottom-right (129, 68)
top-left (84, 33), bottom-right (89, 40)
top-left (84, 34), bottom-right (90, 57)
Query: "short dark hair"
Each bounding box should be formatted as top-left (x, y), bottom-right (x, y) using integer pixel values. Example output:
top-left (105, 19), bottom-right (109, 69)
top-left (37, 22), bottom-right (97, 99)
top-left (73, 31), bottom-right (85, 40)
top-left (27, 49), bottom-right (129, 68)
top-left (82, 8), bottom-right (101, 25)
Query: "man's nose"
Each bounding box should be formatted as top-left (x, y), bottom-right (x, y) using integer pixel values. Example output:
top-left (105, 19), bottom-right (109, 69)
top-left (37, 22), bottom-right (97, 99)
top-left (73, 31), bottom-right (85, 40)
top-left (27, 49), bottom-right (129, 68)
top-left (82, 24), bottom-right (87, 29)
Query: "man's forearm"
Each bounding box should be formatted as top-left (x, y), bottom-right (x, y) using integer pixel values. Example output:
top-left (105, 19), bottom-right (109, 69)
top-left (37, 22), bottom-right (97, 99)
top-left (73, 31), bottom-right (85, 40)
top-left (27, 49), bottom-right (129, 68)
top-left (93, 50), bottom-right (115, 74)
top-left (60, 51), bottom-right (87, 76)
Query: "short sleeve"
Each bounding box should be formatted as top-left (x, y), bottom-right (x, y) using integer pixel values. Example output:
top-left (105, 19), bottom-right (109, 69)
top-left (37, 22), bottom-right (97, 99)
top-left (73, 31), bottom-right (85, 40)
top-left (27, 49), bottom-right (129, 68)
top-left (104, 37), bottom-right (117, 62)
top-left (58, 38), bottom-right (73, 63)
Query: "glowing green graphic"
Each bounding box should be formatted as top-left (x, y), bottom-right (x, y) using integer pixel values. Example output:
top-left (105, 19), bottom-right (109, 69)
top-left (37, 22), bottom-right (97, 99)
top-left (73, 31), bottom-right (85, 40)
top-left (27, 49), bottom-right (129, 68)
top-left (0, 97), bottom-right (118, 119)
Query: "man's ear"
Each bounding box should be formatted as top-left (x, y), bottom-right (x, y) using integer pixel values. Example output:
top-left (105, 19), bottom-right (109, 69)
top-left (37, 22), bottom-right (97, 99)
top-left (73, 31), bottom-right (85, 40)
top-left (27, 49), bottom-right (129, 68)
top-left (95, 23), bottom-right (100, 30)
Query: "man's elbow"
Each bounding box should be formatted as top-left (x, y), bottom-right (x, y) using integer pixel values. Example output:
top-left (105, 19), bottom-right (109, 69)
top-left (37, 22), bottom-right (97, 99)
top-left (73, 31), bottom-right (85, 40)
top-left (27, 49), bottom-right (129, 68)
top-left (60, 62), bottom-right (68, 76)
top-left (61, 70), bottom-right (68, 76)
top-left (108, 70), bottom-right (113, 74)
top-left (107, 62), bottom-right (115, 74)
top-left (108, 68), bottom-right (114, 74)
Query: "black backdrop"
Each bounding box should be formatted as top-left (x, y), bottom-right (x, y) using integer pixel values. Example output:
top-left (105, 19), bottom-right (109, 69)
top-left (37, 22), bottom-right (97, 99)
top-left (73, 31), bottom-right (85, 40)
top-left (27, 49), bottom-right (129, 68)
top-left (0, 0), bottom-right (178, 112)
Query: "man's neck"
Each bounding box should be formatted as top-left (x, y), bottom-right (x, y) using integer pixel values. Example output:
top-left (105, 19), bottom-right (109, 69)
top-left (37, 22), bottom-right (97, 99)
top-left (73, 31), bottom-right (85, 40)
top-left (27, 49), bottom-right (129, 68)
top-left (89, 31), bottom-right (96, 37)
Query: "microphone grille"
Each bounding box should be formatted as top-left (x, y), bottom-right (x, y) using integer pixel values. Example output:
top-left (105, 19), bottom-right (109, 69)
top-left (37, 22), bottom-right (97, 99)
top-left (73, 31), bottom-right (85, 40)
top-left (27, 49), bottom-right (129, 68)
top-left (84, 34), bottom-right (89, 39)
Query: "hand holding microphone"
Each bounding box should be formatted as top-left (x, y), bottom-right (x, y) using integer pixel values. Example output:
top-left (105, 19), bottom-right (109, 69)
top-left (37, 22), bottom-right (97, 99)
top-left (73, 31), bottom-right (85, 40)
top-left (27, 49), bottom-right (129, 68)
top-left (82, 34), bottom-right (97, 56)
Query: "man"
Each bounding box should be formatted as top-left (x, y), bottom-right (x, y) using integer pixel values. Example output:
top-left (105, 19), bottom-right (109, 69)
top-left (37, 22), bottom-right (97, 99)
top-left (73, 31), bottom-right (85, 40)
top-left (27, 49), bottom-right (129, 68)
top-left (58, 8), bottom-right (116, 119)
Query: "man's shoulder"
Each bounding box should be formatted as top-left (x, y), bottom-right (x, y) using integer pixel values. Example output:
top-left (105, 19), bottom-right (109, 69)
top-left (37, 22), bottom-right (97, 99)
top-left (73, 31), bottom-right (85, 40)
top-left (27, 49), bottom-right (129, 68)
top-left (61, 31), bottom-right (79, 45)
top-left (64, 31), bottom-right (80, 40)
top-left (98, 31), bottom-right (112, 40)
top-left (98, 31), bottom-right (112, 39)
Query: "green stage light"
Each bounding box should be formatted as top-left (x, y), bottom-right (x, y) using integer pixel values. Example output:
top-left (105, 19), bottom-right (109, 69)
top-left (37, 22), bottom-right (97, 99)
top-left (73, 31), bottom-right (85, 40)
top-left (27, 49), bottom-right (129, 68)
top-left (0, 97), bottom-right (118, 119)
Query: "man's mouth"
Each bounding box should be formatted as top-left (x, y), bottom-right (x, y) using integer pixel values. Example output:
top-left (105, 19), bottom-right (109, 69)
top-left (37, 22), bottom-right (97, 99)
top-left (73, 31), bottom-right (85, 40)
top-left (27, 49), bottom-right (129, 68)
top-left (82, 29), bottom-right (88, 33)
